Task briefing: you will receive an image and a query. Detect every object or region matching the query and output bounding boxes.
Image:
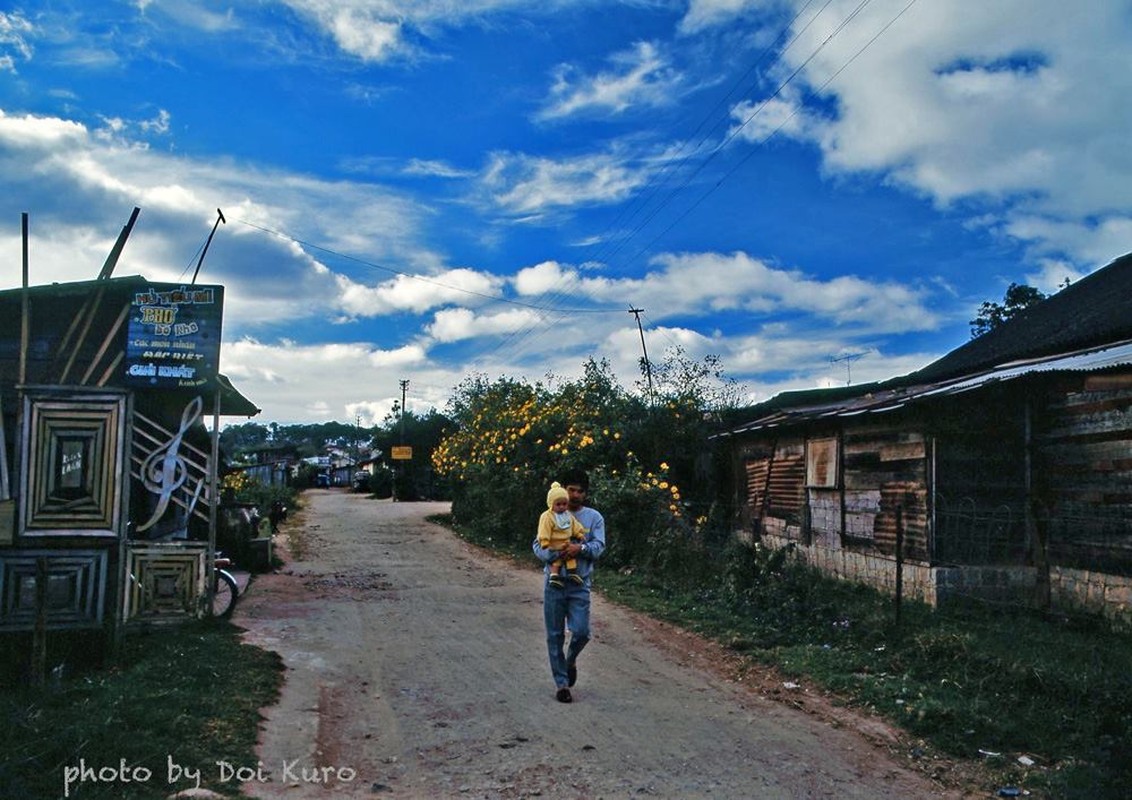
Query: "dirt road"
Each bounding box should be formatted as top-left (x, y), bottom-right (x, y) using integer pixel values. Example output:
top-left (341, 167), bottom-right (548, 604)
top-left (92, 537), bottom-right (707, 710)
top-left (235, 490), bottom-right (965, 799)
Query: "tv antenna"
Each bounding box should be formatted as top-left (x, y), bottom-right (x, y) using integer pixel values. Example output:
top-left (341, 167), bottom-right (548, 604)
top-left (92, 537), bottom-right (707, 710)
top-left (829, 351), bottom-right (867, 386)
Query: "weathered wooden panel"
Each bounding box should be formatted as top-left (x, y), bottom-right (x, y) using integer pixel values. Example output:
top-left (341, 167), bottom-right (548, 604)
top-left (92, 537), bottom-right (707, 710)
top-left (842, 427), bottom-right (927, 496)
top-left (879, 441), bottom-right (926, 462)
top-left (123, 543), bottom-right (207, 622)
top-left (744, 458), bottom-right (768, 511)
top-left (806, 437), bottom-right (838, 487)
top-left (20, 394), bottom-right (126, 537)
top-left (766, 455), bottom-right (805, 518)
top-left (1037, 379), bottom-right (1132, 524)
top-left (875, 481), bottom-right (929, 560)
top-left (0, 549), bottom-right (108, 631)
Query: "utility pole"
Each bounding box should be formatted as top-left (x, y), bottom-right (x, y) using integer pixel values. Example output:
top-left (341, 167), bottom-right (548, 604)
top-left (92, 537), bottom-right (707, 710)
top-left (399, 379), bottom-right (409, 443)
top-left (628, 308), bottom-right (654, 398)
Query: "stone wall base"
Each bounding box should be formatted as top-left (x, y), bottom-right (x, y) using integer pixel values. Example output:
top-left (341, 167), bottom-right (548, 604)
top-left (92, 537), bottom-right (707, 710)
top-left (760, 533), bottom-right (1131, 627)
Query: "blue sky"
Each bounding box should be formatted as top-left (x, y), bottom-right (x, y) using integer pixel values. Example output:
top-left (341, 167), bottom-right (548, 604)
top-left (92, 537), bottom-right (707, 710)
top-left (1, 1), bottom-right (1130, 424)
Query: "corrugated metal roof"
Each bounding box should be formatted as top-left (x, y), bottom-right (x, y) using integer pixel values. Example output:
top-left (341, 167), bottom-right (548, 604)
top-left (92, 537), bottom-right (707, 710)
top-left (915, 339), bottom-right (1132, 399)
top-left (907, 252), bottom-right (1132, 383)
top-left (721, 339), bottom-right (1132, 436)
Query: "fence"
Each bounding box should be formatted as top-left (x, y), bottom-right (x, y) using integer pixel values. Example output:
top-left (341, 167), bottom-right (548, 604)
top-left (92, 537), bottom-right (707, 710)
top-left (924, 499), bottom-right (1132, 625)
top-left (934, 498), bottom-right (1132, 577)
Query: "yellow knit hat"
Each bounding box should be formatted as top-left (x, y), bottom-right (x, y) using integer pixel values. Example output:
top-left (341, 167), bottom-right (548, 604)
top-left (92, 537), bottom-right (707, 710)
top-left (546, 481), bottom-right (569, 508)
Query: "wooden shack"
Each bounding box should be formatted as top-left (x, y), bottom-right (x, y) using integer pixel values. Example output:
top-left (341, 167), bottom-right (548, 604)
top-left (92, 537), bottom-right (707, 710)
top-left (0, 264), bottom-right (258, 642)
top-left (719, 253), bottom-right (1132, 623)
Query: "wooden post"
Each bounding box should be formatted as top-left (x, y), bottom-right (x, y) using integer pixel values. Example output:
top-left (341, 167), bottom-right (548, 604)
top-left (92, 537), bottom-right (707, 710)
top-left (205, 387), bottom-right (221, 615)
top-left (31, 557), bottom-right (48, 687)
top-left (894, 504), bottom-right (904, 625)
top-left (1024, 396), bottom-right (1052, 609)
top-left (20, 213), bottom-right (29, 386)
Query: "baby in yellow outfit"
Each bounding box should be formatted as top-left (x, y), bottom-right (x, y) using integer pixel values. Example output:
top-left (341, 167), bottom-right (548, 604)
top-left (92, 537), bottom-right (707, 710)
top-left (537, 482), bottom-right (587, 588)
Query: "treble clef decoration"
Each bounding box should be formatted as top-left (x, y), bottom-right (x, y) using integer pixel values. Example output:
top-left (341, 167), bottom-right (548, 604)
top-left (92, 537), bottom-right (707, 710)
top-left (136, 396), bottom-right (204, 532)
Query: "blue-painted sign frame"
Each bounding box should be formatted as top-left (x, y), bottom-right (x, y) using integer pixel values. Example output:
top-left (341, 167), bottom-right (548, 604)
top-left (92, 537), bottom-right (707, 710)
top-left (123, 283), bottom-right (224, 390)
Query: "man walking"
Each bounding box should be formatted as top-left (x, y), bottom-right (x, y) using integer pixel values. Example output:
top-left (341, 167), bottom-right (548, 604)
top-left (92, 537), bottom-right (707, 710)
top-left (533, 468), bottom-right (605, 703)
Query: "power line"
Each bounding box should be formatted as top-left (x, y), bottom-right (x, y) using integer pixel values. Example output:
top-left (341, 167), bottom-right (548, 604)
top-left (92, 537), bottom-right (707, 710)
top-left (477, 1), bottom-right (875, 369)
top-left (585, 0), bottom-right (829, 269)
top-left (618, 0), bottom-right (920, 269)
top-left (489, 0), bottom-right (919, 377)
top-left (613, 0), bottom-right (877, 271)
top-left (497, 1), bottom-right (834, 360)
top-left (244, 2), bottom-right (919, 384)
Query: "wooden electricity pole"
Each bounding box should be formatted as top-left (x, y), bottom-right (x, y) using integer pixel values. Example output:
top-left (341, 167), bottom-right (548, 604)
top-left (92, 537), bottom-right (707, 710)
top-left (628, 308), bottom-right (653, 398)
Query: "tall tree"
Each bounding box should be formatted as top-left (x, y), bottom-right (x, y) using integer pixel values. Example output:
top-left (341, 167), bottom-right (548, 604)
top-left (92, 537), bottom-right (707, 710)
top-left (970, 282), bottom-right (1047, 338)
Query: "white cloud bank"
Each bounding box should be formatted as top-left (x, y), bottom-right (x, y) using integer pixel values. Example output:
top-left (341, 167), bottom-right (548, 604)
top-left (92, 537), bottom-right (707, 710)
top-left (726, 0), bottom-right (1132, 269)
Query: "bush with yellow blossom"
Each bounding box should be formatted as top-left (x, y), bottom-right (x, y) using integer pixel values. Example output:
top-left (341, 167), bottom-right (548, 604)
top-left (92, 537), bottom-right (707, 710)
top-left (433, 353), bottom-right (739, 572)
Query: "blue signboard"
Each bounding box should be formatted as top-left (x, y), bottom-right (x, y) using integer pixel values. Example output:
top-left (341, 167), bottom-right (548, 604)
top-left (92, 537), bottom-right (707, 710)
top-left (123, 283), bottom-right (224, 389)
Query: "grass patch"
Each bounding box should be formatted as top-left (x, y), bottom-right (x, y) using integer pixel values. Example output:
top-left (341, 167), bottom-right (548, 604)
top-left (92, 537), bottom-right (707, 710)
top-left (428, 512), bottom-right (533, 563)
top-left (0, 622), bottom-right (283, 799)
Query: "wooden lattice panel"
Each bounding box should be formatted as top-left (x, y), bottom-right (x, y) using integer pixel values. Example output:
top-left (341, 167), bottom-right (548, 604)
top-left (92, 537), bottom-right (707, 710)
top-left (0, 550), bottom-right (108, 631)
top-left (20, 394), bottom-right (126, 536)
top-left (130, 399), bottom-right (213, 533)
top-left (123, 543), bottom-right (207, 622)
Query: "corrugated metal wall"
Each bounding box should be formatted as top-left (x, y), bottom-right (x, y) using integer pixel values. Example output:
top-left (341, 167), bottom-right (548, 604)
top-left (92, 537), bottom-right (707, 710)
top-left (742, 439), bottom-right (805, 533)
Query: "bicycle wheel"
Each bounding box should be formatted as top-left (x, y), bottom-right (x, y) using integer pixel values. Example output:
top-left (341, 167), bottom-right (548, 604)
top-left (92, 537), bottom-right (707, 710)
top-left (212, 569), bottom-right (239, 618)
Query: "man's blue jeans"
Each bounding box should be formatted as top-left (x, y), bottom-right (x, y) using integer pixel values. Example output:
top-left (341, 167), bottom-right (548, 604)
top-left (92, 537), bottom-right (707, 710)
top-left (543, 579), bottom-right (591, 689)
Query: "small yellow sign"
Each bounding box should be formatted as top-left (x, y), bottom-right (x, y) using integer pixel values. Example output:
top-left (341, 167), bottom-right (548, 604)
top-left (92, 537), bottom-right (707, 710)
top-left (391, 446), bottom-right (413, 460)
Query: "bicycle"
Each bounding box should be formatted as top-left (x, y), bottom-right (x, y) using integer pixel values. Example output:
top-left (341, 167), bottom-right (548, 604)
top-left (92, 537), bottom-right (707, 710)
top-left (211, 552), bottom-right (240, 618)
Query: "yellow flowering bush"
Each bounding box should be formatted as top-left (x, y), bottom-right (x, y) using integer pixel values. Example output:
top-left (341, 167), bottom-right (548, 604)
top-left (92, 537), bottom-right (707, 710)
top-left (433, 357), bottom-right (725, 569)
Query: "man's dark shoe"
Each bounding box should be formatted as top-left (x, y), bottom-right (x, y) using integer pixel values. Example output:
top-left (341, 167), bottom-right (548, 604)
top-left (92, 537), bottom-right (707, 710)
top-left (567, 662), bottom-right (577, 687)
top-left (556, 687), bottom-right (572, 703)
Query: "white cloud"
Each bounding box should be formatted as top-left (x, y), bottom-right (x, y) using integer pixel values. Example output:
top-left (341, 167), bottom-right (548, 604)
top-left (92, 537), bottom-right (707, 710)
top-left (222, 337), bottom-right (429, 423)
top-left (403, 159), bottom-right (475, 179)
top-left (542, 250), bottom-right (939, 333)
top-left (1004, 214), bottom-right (1132, 273)
top-left (745, 0), bottom-right (1132, 265)
top-left (0, 108), bottom-right (451, 334)
top-left (679, 0), bottom-right (763, 34)
top-left (140, 109), bottom-right (172, 135)
top-left (326, 8), bottom-right (402, 61)
top-left (728, 87), bottom-right (809, 143)
top-left (0, 109), bottom-right (87, 148)
top-left (0, 11), bottom-right (34, 69)
top-left (1021, 258), bottom-right (1086, 295)
top-left (537, 41), bottom-right (683, 121)
top-left (334, 268), bottom-right (504, 317)
top-left (278, 0), bottom-right (570, 63)
top-left (145, 1), bottom-right (238, 32)
top-left (425, 307), bottom-right (541, 342)
top-left (483, 148), bottom-right (655, 217)
top-left (513, 260), bottom-right (572, 295)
